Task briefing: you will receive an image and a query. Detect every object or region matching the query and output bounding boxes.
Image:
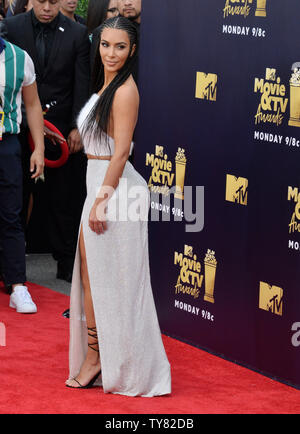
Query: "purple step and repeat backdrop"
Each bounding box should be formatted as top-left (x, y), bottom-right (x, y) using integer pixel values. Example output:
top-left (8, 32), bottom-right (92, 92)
top-left (134, 0), bottom-right (300, 388)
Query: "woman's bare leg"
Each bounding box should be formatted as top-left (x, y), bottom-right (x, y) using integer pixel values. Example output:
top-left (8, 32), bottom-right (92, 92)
top-left (66, 226), bottom-right (101, 387)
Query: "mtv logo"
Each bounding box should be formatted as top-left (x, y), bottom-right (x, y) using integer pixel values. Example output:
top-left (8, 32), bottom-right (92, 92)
top-left (225, 175), bottom-right (248, 206)
top-left (265, 68), bottom-right (276, 81)
top-left (195, 72), bottom-right (218, 102)
top-left (155, 145), bottom-right (164, 157)
top-left (259, 281), bottom-right (283, 316)
top-left (184, 245), bottom-right (193, 257)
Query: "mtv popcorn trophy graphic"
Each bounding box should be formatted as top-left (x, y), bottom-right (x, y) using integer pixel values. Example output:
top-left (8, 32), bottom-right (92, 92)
top-left (289, 66), bottom-right (300, 128)
top-left (175, 148), bottom-right (187, 200)
top-left (255, 0), bottom-right (267, 17)
top-left (204, 250), bottom-right (218, 304)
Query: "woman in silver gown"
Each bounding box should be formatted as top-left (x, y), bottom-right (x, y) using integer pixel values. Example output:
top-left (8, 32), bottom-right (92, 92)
top-left (66, 17), bottom-right (171, 397)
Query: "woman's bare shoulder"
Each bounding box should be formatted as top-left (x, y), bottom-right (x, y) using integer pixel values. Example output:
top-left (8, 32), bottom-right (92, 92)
top-left (113, 77), bottom-right (139, 110)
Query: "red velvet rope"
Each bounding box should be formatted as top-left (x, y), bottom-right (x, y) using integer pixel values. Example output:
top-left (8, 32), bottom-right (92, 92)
top-left (28, 119), bottom-right (69, 168)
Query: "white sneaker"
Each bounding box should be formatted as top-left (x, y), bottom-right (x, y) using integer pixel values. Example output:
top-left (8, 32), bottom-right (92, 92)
top-left (9, 286), bottom-right (37, 313)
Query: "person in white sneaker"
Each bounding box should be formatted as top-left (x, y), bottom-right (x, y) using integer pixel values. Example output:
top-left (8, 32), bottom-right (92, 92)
top-left (10, 285), bottom-right (37, 313)
top-left (0, 36), bottom-right (44, 313)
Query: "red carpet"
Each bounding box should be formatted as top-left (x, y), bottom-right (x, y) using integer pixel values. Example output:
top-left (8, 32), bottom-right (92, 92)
top-left (0, 282), bottom-right (300, 414)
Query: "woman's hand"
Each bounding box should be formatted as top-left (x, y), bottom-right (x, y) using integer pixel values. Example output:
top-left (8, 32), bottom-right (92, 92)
top-left (89, 199), bottom-right (108, 235)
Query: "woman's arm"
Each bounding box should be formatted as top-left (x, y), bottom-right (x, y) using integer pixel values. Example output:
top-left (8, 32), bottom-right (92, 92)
top-left (89, 82), bottom-right (139, 234)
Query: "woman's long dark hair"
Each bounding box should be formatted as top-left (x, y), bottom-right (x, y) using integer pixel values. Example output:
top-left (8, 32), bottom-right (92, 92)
top-left (86, 0), bottom-right (110, 35)
top-left (81, 17), bottom-right (138, 148)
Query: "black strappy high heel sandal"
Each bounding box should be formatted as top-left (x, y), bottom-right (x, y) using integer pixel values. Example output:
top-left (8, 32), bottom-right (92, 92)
top-left (87, 327), bottom-right (99, 353)
top-left (66, 327), bottom-right (101, 389)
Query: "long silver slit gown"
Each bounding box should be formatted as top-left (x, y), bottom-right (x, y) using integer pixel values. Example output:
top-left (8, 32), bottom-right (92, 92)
top-left (68, 94), bottom-right (171, 397)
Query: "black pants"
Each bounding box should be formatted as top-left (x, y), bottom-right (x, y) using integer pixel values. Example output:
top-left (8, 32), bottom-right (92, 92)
top-left (45, 151), bottom-right (87, 267)
top-left (0, 134), bottom-right (26, 286)
top-left (20, 126), bottom-right (86, 269)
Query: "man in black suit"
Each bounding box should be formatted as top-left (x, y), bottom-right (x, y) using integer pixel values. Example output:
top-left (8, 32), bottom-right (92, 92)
top-left (2, 0), bottom-right (90, 282)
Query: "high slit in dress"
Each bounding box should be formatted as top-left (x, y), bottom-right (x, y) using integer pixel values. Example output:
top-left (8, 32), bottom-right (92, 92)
top-left (67, 94), bottom-right (171, 397)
